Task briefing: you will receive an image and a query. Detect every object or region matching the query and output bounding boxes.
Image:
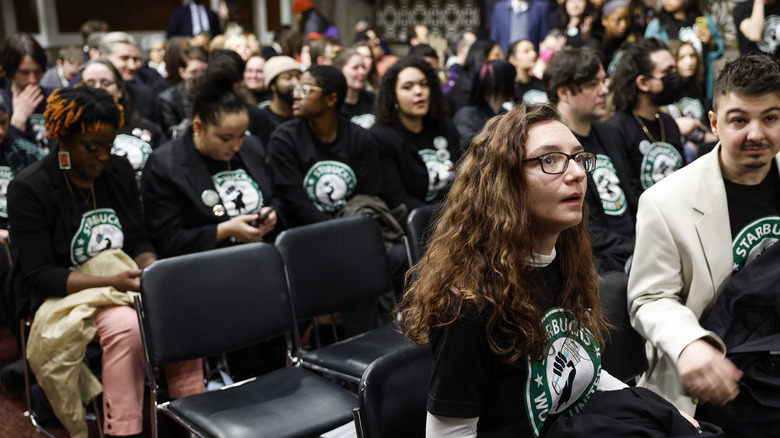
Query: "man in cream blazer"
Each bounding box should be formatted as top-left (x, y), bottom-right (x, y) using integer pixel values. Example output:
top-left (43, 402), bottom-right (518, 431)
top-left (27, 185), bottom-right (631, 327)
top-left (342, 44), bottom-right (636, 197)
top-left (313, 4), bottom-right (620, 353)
top-left (628, 54), bottom-right (780, 423)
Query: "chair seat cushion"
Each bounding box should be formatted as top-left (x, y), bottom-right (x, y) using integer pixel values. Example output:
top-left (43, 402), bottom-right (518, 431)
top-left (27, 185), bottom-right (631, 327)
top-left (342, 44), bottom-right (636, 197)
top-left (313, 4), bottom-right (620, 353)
top-left (164, 367), bottom-right (357, 438)
top-left (301, 323), bottom-right (413, 379)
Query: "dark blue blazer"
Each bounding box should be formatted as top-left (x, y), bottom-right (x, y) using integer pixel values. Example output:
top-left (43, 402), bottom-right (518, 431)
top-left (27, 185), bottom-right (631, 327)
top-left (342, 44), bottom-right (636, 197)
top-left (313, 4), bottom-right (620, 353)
top-left (167, 4), bottom-right (221, 38)
top-left (489, 0), bottom-right (550, 52)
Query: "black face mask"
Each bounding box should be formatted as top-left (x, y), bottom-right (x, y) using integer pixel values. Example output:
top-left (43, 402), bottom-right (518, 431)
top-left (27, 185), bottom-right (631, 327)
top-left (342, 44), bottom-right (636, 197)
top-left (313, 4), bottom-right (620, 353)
top-left (652, 72), bottom-right (683, 106)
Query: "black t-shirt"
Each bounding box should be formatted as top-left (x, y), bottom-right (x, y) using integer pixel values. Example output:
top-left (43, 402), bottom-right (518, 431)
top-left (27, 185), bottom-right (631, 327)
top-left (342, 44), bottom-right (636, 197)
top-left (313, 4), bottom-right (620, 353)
top-left (515, 77), bottom-right (547, 105)
top-left (607, 111), bottom-right (684, 192)
top-left (258, 106), bottom-right (294, 147)
top-left (734, 0), bottom-right (780, 55)
top-left (268, 118), bottom-right (384, 226)
top-left (370, 120), bottom-right (461, 210)
top-left (428, 257), bottom-right (603, 437)
top-left (577, 131), bottom-right (635, 238)
top-left (725, 161), bottom-right (780, 271)
top-left (340, 90), bottom-right (376, 129)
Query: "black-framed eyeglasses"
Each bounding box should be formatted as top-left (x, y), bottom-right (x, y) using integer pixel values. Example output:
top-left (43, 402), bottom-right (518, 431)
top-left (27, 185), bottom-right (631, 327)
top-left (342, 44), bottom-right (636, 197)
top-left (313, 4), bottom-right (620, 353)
top-left (292, 84), bottom-right (323, 98)
top-left (84, 79), bottom-right (117, 89)
top-left (523, 151), bottom-right (596, 174)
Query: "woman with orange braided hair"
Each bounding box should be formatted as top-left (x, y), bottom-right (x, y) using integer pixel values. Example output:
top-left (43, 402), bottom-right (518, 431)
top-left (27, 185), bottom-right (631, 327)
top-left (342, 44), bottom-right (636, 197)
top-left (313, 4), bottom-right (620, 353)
top-left (7, 86), bottom-right (203, 438)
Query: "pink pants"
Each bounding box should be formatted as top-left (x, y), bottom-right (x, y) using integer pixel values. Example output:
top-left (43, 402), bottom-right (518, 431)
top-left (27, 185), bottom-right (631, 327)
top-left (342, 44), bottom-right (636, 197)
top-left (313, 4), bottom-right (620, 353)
top-left (94, 305), bottom-right (204, 436)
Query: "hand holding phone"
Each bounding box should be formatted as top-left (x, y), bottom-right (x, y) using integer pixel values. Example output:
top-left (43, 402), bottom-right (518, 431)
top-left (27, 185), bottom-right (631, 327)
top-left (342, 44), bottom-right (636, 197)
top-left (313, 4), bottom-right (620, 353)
top-left (256, 206), bottom-right (275, 225)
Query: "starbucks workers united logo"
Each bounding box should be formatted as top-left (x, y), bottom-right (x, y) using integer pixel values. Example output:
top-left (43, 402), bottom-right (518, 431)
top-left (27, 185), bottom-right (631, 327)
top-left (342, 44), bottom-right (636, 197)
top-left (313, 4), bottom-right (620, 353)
top-left (212, 169), bottom-right (263, 217)
top-left (70, 208), bottom-right (125, 266)
top-left (732, 216), bottom-right (780, 271)
top-left (639, 141), bottom-right (683, 189)
top-left (112, 133), bottom-right (153, 171)
top-left (525, 307), bottom-right (601, 437)
top-left (592, 155), bottom-right (627, 216)
top-left (0, 166), bottom-right (12, 218)
top-left (303, 160), bottom-right (356, 213)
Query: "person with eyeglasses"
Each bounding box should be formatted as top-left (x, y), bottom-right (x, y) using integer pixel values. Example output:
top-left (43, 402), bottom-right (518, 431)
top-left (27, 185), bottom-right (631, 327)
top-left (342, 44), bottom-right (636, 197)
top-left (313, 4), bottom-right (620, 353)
top-left (607, 38), bottom-right (692, 193)
top-left (544, 46), bottom-right (640, 274)
top-left (399, 103), bottom-right (705, 437)
top-left (80, 59), bottom-right (167, 180)
top-left (7, 86), bottom-right (205, 438)
top-left (267, 65), bottom-right (385, 227)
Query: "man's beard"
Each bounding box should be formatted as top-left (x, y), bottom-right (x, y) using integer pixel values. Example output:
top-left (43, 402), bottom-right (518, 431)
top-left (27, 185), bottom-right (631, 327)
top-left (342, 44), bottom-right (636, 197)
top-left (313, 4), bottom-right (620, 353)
top-left (277, 87), bottom-right (295, 106)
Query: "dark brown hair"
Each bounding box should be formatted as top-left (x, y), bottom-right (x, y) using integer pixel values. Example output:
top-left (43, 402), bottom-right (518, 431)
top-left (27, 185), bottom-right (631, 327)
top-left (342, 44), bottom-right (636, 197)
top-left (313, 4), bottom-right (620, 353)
top-left (400, 103), bottom-right (607, 362)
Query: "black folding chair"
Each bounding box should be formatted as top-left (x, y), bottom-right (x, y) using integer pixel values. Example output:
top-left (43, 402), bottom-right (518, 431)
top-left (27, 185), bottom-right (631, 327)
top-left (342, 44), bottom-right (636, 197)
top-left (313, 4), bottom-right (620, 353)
top-left (136, 242), bottom-right (357, 438)
top-left (353, 344), bottom-right (433, 438)
top-left (599, 271), bottom-right (649, 384)
top-left (276, 216), bottom-right (413, 383)
top-left (405, 204), bottom-right (439, 267)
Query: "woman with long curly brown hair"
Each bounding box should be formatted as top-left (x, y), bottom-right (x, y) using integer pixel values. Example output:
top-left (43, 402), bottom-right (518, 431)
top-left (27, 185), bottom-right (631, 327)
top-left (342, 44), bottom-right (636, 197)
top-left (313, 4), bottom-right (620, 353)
top-left (400, 103), bottom-right (706, 437)
top-left (400, 102), bottom-right (610, 435)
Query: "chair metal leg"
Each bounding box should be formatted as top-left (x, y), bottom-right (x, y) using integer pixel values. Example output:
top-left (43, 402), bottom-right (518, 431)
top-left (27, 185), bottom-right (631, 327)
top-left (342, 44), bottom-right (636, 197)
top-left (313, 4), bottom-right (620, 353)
top-left (20, 318), bottom-right (57, 438)
top-left (352, 407), bottom-right (365, 438)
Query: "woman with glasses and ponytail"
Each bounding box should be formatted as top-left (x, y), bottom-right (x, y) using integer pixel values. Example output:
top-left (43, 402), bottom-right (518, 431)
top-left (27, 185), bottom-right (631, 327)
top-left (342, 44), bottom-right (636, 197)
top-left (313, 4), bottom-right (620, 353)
top-left (8, 85), bottom-right (204, 438)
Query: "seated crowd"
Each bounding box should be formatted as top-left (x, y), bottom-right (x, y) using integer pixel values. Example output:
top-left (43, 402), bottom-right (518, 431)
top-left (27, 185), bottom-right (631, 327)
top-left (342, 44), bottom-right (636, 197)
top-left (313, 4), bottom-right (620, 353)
top-left (0, 0), bottom-right (778, 436)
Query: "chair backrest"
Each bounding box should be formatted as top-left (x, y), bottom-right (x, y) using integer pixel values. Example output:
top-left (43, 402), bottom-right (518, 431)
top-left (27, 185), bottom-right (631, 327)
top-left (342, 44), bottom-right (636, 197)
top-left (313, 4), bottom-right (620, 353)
top-left (406, 204), bottom-right (438, 266)
top-left (598, 271), bottom-right (649, 383)
top-left (357, 344), bottom-right (432, 438)
top-left (275, 216), bottom-right (392, 319)
top-left (139, 242), bottom-right (292, 366)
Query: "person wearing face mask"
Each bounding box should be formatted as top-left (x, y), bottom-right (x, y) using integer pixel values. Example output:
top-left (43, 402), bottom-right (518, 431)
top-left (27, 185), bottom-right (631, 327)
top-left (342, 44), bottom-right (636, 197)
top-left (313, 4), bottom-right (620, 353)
top-left (607, 38), bottom-right (691, 192)
top-left (628, 54), bottom-right (780, 438)
top-left (643, 0), bottom-right (723, 99)
top-left (258, 56), bottom-right (302, 146)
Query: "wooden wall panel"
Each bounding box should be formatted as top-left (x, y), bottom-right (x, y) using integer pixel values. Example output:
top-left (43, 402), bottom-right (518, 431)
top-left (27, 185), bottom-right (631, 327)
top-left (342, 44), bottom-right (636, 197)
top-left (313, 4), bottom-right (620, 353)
top-left (55, 0), bottom-right (183, 32)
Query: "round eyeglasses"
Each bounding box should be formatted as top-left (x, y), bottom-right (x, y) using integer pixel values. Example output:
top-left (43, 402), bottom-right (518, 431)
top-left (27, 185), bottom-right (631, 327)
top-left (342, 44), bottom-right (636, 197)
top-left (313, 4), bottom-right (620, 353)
top-left (523, 151), bottom-right (597, 175)
top-left (292, 84), bottom-right (323, 98)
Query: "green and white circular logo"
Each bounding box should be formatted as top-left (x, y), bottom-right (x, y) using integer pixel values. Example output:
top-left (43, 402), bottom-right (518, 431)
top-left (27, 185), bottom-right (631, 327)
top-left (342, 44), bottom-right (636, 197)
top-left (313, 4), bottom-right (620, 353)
top-left (303, 160), bottom-right (356, 213)
top-left (678, 26), bottom-right (703, 55)
top-left (759, 15), bottom-right (780, 54)
top-left (640, 142), bottom-right (682, 189)
top-left (592, 154), bottom-right (627, 216)
top-left (677, 97), bottom-right (705, 120)
top-left (523, 89), bottom-right (549, 105)
top-left (418, 149), bottom-right (454, 202)
top-left (212, 169), bottom-right (263, 217)
top-left (0, 166), bottom-right (12, 218)
top-left (525, 307), bottom-right (601, 437)
top-left (350, 113), bottom-right (376, 129)
top-left (70, 208), bottom-right (124, 266)
top-left (732, 216), bottom-right (780, 271)
top-left (29, 113), bottom-right (47, 145)
top-left (112, 134), bottom-right (152, 171)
